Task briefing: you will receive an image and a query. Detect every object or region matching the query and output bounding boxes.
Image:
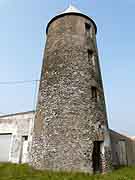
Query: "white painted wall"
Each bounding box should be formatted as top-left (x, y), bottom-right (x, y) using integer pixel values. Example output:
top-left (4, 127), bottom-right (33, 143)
top-left (0, 111), bottom-right (34, 163)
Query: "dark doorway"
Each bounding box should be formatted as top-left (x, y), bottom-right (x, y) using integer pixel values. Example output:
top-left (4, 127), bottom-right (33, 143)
top-left (92, 141), bottom-right (102, 173)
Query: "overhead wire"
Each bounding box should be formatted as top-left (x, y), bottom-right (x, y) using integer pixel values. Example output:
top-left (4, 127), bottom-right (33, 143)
top-left (0, 79), bottom-right (41, 114)
top-left (0, 79), bottom-right (39, 85)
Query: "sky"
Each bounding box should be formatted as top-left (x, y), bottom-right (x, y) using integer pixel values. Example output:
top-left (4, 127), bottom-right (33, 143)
top-left (0, 0), bottom-right (135, 136)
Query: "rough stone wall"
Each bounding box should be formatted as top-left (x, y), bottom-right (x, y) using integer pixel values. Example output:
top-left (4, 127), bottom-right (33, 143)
top-left (30, 14), bottom-right (112, 173)
top-left (110, 130), bottom-right (135, 167)
top-left (0, 111), bottom-right (34, 163)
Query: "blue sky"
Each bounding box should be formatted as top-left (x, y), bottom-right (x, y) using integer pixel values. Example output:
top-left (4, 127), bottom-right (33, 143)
top-left (0, 0), bottom-right (135, 136)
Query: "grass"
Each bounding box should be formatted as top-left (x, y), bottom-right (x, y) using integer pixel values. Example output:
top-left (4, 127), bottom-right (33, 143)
top-left (0, 163), bottom-right (135, 180)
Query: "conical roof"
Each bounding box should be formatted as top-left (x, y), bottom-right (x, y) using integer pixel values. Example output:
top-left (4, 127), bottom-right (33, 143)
top-left (46, 4), bottom-right (97, 34)
top-left (59, 4), bottom-right (82, 15)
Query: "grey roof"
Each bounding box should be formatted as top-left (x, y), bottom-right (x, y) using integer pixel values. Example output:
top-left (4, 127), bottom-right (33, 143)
top-left (0, 110), bottom-right (35, 118)
top-left (59, 4), bottom-right (82, 15)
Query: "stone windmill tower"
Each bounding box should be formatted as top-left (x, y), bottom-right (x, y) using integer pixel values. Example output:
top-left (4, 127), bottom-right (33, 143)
top-left (30, 5), bottom-right (112, 173)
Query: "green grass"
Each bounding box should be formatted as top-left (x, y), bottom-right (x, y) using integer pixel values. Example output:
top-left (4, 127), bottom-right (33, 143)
top-left (0, 163), bottom-right (135, 180)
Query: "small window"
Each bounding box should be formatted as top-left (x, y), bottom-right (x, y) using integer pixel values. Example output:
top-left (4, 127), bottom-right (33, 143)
top-left (22, 136), bottom-right (28, 141)
top-left (91, 86), bottom-right (98, 102)
top-left (88, 49), bottom-right (93, 61)
top-left (85, 23), bottom-right (91, 32)
top-left (85, 23), bottom-right (92, 38)
top-left (99, 124), bottom-right (101, 129)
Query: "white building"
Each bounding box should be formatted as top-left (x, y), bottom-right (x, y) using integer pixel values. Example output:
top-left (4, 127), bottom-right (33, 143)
top-left (0, 111), bottom-right (34, 163)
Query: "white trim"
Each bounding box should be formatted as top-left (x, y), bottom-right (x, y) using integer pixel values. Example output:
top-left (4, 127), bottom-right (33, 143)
top-left (59, 5), bottom-right (82, 15)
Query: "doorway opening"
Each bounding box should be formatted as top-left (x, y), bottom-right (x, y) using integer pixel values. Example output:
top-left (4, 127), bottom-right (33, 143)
top-left (92, 141), bottom-right (103, 173)
top-left (19, 136), bottom-right (28, 164)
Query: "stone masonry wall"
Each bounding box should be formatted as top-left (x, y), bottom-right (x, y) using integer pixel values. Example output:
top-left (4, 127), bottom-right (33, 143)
top-left (30, 14), bottom-right (112, 173)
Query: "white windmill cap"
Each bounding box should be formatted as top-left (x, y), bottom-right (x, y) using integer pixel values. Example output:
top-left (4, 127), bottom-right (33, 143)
top-left (60, 4), bottom-right (82, 14)
top-left (46, 4), bottom-right (97, 34)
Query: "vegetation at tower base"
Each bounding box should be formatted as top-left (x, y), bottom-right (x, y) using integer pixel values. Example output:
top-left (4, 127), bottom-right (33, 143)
top-left (0, 163), bottom-right (135, 180)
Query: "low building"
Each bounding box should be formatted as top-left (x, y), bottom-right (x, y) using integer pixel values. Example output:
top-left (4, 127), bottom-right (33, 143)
top-left (0, 111), bottom-right (34, 163)
top-left (110, 130), bottom-right (135, 167)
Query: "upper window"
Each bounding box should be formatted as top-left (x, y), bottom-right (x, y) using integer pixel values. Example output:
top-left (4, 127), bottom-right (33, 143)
top-left (88, 49), bottom-right (93, 62)
top-left (85, 23), bottom-right (91, 32)
top-left (85, 23), bottom-right (92, 38)
top-left (91, 86), bottom-right (98, 102)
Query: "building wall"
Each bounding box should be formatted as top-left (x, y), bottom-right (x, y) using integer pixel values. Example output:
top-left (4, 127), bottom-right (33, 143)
top-left (110, 130), bottom-right (135, 167)
top-left (0, 111), bottom-right (34, 163)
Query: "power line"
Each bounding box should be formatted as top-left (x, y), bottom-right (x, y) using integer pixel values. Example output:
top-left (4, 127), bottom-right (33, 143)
top-left (0, 80), bottom-right (40, 85)
top-left (0, 79), bottom-right (40, 114)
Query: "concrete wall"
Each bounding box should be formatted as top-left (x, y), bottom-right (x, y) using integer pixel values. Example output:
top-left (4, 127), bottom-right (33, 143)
top-left (0, 111), bottom-right (34, 163)
top-left (110, 129), bottom-right (135, 167)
